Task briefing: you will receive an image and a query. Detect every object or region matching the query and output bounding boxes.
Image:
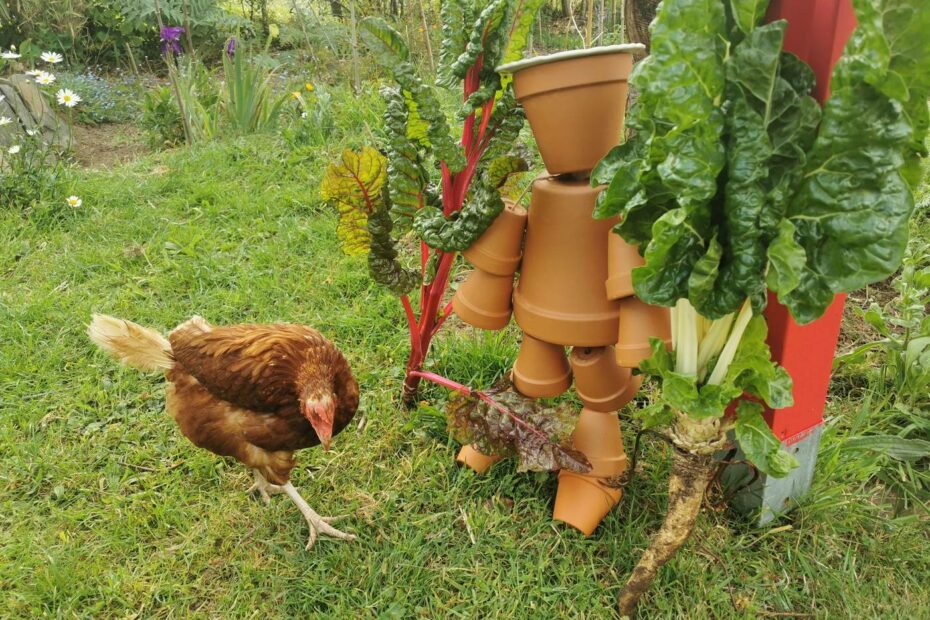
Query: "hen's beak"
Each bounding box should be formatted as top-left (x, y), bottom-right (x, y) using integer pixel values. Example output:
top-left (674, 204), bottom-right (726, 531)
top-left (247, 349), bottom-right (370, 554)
top-left (303, 400), bottom-right (335, 451)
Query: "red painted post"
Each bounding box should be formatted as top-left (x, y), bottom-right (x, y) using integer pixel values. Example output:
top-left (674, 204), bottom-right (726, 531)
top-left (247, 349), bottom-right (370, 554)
top-left (726, 0), bottom-right (858, 522)
top-left (762, 0), bottom-right (856, 444)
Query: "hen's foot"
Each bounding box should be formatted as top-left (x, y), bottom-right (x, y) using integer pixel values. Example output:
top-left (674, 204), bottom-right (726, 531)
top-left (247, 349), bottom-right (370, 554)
top-left (281, 482), bottom-right (356, 550)
top-left (247, 470), bottom-right (284, 505)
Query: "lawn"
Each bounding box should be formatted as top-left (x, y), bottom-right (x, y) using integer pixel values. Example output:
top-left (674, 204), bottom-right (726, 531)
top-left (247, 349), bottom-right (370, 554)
top-left (2, 122), bottom-right (929, 618)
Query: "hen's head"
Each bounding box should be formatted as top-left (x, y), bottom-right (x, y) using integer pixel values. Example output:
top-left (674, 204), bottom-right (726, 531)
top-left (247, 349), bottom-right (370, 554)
top-left (300, 389), bottom-right (336, 451)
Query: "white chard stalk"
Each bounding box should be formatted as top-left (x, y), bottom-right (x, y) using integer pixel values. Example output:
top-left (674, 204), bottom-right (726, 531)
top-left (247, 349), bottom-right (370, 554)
top-left (706, 299), bottom-right (753, 386)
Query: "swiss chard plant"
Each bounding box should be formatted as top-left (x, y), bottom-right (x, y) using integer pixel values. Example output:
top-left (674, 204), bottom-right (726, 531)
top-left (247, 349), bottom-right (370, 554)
top-left (321, 1), bottom-right (544, 407)
top-left (590, 0), bottom-right (930, 614)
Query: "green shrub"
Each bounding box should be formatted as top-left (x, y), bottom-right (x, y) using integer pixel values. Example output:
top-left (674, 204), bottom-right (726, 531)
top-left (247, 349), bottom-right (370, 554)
top-left (56, 70), bottom-right (144, 125)
top-left (141, 85), bottom-right (184, 147)
top-left (0, 132), bottom-right (67, 210)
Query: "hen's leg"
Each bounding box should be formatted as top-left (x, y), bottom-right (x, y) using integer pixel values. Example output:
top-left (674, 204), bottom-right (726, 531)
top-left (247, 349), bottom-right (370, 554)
top-left (280, 482), bottom-right (356, 550)
top-left (247, 469), bottom-right (284, 505)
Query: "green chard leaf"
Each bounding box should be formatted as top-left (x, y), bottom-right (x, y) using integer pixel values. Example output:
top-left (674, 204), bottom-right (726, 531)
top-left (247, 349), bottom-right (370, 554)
top-left (728, 0), bottom-right (770, 38)
top-left (782, 0), bottom-right (930, 323)
top-left (361, 18), bottom-right (466, 173)
top-left (413, 158), bottom-right (527, 252)
top-left (498, 0), bottom-right (546, 86)
top-left (592, 0), bottom-right (728, 307)
top-left (734, 401), bottom-right (799, 478)
top-left (447, 0), bottom-right (508, 82)
top-left (690, 21), bottom-right (820, 319)
top-left (725, 315), bottom-right (794, 409)
top-left (438, 0), bottom-right (468, 87)
top-left (368, 200), bottom-right (419, 296)
top-left (382, 87), bottom-right (429, 234)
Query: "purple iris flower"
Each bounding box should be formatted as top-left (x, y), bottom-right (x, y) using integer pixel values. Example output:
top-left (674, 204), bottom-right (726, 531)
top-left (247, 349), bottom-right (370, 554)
top-left (160, 26), bottom-right (185, 55)
top-left (226, 37), bottom-right (237, 57)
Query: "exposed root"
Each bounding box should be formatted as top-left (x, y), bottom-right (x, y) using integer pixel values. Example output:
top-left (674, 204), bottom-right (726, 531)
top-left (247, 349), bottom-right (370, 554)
top-left (618, 450), bottom-right (717, 617)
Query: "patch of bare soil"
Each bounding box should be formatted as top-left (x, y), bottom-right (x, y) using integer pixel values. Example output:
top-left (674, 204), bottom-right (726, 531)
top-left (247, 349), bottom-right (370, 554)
top-left (71, 122), bottom-right (150, 169)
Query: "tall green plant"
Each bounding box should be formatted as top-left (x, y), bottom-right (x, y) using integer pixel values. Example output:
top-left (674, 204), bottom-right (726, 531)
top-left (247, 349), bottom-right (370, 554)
top-left (321, 1), bottom-right (544, 407)
top-left (220, 41), bottom-right (286, 134)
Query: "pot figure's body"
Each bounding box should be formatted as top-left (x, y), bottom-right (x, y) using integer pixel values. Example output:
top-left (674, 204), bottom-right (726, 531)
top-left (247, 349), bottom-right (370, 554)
top-left (500, 45), bottom-right (643, 175)
top-left (513, 177), bottom-right (620, 346)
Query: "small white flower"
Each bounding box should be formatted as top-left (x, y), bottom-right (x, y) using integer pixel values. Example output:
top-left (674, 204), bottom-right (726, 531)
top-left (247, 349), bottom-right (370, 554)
top-left (0, 116), bottom-right (11, 126)
top-left (301, 111), bottom-right (308, 119)
top-left (8, 144), bottom-right (21, 155)
top-left (35, 71), bottom-right (56, 85)
top-left (1, 50), bottom-right (21, 60)
top-left (0, 94), bottom-right (5, 103)
top-left (25, 69), bottom-right (41, 76)
top-left (26, 129), bottom-right (39, 136)
top-left (56, 89), bottom-right (81, 108)
top-left (40, 51), bottom-right (63, 64)
top-left (66, 195), bottom-right (83, 208)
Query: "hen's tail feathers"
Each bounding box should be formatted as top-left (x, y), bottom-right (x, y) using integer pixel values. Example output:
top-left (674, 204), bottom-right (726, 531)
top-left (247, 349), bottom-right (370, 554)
top-left (88, 314), bottom-right (174, 372)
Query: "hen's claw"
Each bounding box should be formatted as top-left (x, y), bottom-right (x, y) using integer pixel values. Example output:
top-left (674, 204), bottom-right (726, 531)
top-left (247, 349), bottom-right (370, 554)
top-left (247, 470), bottom-right (284, 505)
top-left (280, 481), bottom-right (356, 550)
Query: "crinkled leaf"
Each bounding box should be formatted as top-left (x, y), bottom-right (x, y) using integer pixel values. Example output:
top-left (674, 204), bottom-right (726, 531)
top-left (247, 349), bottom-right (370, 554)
top-left (368, 201), bottom-right (419, 295)
top-left (414, 163), bottom-right (524, 252)
top-left (448, 0), bottom-right (508, 82)
top-left (438, 0), bottom-right (468, 87)
top-left (320, 146), bottom-right (386, 256)
top-left (594, 0), bottom-right (728, 307)
top-left (498, 0), bottom-right (546, 87)
top-left (446, 381), bottom-right (592, 473)
top-left (635, 402), bottom-right (676, 431)
top-left (766, 219), bottom-right (805, 296)
top-left (734, 401), bottom-right (799, 478)
top-left (783, 0), bottom-right (930, 323)
top-left (383, 87), bottom-right (429, 233)
top-left (361, 18), bottom-right (465, 172)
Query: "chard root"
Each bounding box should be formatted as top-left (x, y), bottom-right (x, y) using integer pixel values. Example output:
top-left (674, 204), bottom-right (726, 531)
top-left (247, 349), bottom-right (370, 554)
top-left (618, 450), bottom-right (716, 617)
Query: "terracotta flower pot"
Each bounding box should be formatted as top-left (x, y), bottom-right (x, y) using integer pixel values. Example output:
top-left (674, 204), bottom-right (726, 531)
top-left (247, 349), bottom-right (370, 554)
top-left (456, 444), bottom-right (502, 474)
top-left (604, 231), bottom-right (644, 300)
top-left (513, 176), bottom-right (620, 346)
top-left (615, 297), bottom-right (672, 368)
top-left (512, 334), bottom-right (572, 398)
top-left (453, 268), bottom-right (515, 331)
top-left (570, 346), bottom-right (640, 412)
top-left (553, 407), bottom-right (628, 536)
top-left (498, 44), bottom-right (644, 176)
top-left (463, 201), bottom-right (528, 276)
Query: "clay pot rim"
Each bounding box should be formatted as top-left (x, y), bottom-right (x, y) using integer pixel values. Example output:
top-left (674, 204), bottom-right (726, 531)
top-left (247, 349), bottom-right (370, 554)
top-left (496, 44), bottom-right (645, 74)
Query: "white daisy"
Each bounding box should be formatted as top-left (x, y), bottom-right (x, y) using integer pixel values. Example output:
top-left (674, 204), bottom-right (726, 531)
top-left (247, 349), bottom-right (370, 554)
top-left (8, 144), bottom-right (21, 155)
top-left (0, 116), bottom-right (11, 126)
top-left (40, 51), bottom-right (64, 64)
top-left (25, 69), bottom-right (41, 76)
top-left (56, 89), bottom-right (81, 108)
top-left (26, 129), bottom-right (39, 136)
top-left (1, 50), bottom-right (21, 60)
top-left (35, 72), bottom-right (56, 85)
top-left (301, 111), bottom-right (308, 118)
top-left (66, 195), bottom-right (83, 208)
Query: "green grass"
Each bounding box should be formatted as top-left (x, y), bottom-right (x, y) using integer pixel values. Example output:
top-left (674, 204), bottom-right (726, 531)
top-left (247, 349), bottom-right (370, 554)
top-left (1, 127), bottom-right (929, 618)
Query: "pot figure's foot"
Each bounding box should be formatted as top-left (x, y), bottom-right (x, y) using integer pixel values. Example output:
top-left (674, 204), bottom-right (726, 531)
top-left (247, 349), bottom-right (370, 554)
top-left (280, 482), bottom-right (356, 550)
top-left (247, 469), bottom-right (285, 505)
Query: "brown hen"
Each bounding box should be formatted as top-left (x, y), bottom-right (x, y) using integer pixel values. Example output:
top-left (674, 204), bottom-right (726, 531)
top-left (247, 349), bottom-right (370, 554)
top-left (88, 314), bottom-right (359, 549)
